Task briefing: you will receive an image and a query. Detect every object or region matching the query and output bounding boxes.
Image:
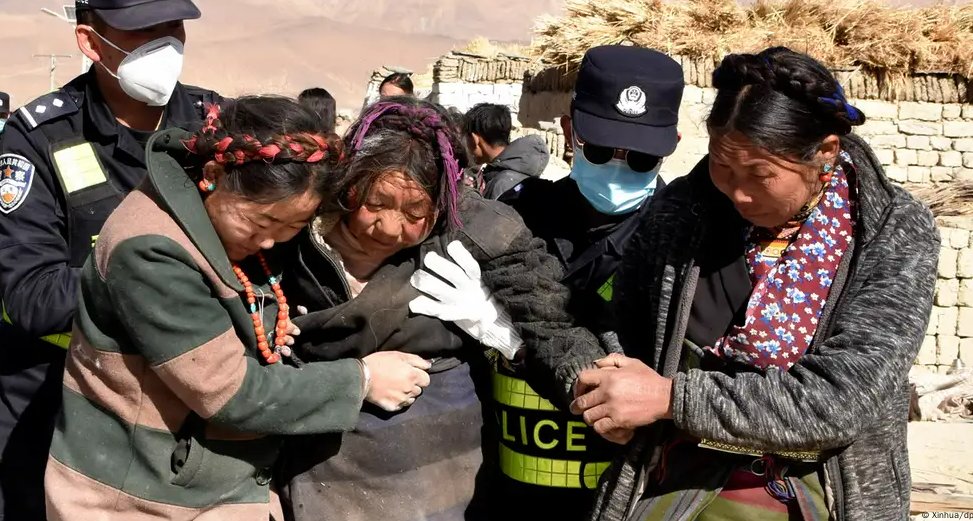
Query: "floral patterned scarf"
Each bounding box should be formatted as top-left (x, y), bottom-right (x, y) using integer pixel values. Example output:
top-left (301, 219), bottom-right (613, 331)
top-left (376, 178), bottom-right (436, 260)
top-left (710, 152), bottom-right (856, 371)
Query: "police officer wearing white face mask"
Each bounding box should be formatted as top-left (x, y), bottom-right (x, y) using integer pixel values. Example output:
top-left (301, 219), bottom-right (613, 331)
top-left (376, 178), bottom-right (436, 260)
top-left (0, 1), bottom-right (219, 518)
top-left (483, 45), bottom-right (684, 520)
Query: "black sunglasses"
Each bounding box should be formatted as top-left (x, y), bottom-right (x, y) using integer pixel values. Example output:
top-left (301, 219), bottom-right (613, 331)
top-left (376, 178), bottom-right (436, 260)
top-left (576, 140), bottom-right (661, 173)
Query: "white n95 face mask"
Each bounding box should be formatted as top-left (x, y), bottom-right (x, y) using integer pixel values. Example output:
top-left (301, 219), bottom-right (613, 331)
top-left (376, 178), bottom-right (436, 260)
top-left (94, 31), bottom-right (185, 107)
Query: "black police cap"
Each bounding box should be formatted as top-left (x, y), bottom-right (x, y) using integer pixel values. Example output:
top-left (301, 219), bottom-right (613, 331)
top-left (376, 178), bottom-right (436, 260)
top-left (571, 45), bottom-right (684, 157)
top-left (75, 0), bottom-right (200, 31)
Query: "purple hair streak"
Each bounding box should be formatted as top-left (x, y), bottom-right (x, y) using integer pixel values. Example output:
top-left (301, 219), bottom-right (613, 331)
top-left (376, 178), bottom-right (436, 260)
top-left (349, 101), bottom-right (464, 229)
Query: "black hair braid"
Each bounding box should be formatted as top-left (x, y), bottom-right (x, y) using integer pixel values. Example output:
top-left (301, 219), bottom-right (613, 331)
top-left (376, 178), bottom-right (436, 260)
top-left (708, 47), bottom-right (867, 160)
top-left (714, 48), bottom-right (866, 138)
top-left (181, 95), bottom-right (341, 203)
top-left (761, 48), bottom-right (866, 133)
top-left (712, 53), bottom-right (773, 91)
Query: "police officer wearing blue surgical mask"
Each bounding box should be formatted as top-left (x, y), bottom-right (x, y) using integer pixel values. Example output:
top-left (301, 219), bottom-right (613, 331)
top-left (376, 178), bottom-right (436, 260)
top-left (0, 1), bottom-right (219, 518)
top-left (492, 45), bottom-right (683, 521)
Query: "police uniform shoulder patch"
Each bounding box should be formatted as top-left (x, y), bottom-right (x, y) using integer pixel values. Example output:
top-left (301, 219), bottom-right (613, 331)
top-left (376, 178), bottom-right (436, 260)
top-left (16, 91), bottom-right (80, 130)
top-left (0, 154), bottom-right (36, 214)
top-left (616, 86), bottom-right (647, 117)
top-left (182, 84), bottom-right (223, 118)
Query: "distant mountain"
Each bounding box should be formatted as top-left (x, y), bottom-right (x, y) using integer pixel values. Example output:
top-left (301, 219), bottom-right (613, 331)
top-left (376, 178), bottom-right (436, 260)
top-left (0, 0), bottom-right (564, 111)
top-left (270, 0), bottom-right (564, 41)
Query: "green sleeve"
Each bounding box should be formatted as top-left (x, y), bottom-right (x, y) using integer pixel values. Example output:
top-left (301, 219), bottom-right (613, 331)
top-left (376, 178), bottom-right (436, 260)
top-left (105, 235), bottom-right (364, 434)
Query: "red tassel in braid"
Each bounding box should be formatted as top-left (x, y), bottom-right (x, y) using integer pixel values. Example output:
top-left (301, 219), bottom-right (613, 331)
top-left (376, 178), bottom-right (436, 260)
top-left (184, 130), bottom-right (334, 166)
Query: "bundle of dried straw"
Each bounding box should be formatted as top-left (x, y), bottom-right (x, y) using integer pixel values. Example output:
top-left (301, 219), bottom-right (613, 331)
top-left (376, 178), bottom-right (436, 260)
top-left (907, 181), bottom-right (973, 217)
top-left (531, 0), bottom-right (973, 80)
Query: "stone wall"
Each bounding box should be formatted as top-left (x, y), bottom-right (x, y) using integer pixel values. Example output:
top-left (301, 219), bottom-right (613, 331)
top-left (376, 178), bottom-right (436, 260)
top-left (430, 52), bottom-right (531, 117)
top-left (367, 54), bottom-right (973, 181)
top-left (671, 86), bottom-right (973, 184)
top-left (926, 218), bottom-right (973, 374)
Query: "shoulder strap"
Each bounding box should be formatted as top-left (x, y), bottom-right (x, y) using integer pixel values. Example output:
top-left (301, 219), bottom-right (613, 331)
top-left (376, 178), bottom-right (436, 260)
top-left (15, 90), bottom-right (81, 130)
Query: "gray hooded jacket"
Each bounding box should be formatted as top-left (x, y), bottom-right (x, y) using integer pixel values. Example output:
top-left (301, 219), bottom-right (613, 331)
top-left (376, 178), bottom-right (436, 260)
top-left (534, 134), bottom-right (940, 521)
top-left (480, 135), bottom-right (550, 199)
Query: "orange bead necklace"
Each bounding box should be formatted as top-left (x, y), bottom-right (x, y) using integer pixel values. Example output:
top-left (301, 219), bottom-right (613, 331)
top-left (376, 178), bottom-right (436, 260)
top-left (231, 252), bottom-right (288, 364)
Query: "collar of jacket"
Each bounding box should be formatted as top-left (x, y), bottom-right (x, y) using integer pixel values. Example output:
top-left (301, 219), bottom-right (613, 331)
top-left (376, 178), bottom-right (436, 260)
top-left (838, 133), bottom-right (896, 246)
top-left (483, 135), bottom-right (550, 177)
top-left (81, 69), bottom-right (197, 159)
top-left (144, 127), bottom-right (244, 292)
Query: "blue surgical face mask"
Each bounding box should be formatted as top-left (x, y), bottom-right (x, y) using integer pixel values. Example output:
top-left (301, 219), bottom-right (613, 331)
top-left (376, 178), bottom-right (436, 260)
top-left (570, 138), bottom-right (661, 215)
top-left (0, 119), bottom-right (6, 133)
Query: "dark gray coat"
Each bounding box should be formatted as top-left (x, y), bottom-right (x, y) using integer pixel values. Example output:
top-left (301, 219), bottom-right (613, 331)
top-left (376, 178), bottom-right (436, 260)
top-left (544, 134), bottom-right (939, 521)
top-left (277, 190), bottom-right (607, 521)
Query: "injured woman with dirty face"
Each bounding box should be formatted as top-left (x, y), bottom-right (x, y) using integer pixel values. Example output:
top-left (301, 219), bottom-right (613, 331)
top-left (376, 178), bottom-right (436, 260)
top-left (274, 97), bottom-right (606, 521)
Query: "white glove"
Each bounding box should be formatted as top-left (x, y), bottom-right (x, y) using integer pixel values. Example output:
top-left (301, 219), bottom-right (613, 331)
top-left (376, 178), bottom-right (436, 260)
top-left (409, 241), bottom-right (523, 360)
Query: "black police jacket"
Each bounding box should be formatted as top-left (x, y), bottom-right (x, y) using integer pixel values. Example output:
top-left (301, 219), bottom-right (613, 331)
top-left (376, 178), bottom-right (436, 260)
top-left (500, 175), bottom-right (663, 342)
top-left (0, 70), bottom-right (220, 343)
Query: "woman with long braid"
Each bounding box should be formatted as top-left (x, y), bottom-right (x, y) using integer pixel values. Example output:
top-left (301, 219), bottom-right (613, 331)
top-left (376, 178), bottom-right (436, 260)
top-left (46, 96), bottom-right (430, 520)
top-left (276, 97), bottom-right (606, 521)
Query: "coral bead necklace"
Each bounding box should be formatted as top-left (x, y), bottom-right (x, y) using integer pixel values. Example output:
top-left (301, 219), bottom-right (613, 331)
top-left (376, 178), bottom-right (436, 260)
top-left (231, 252), bottom-right (288, 364)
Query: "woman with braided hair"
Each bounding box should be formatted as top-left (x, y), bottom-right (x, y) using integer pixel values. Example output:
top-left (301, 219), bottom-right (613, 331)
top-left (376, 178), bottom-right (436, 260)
top-left (275, 96), bottom-right (606, 521)
top-left (537, 47), bottom-right (940, 521)
top-left (46, 96), bottom-right (432, 520)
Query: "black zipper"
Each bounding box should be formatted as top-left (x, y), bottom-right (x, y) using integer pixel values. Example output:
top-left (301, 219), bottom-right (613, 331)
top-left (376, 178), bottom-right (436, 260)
top-left (662, 264), bottom-right (700, 378)
top-left (309, 232), bottom-right (351, 301)
top-left (661, 203), bottom-right (707, 377)
top-left (827, 457), bottom-right (846, 521)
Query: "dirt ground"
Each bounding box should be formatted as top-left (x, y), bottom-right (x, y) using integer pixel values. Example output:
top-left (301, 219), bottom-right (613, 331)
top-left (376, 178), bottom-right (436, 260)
top-left (910, 422), bottom-right (973, 494)
top-left (909, 421), bottom-right (973, 514)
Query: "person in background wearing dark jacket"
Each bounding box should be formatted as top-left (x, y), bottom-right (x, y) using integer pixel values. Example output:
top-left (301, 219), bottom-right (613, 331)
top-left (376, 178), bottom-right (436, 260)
top-left (297, 87), bottom-right (337, 133)
top-left (0, 1), bottom-right (220, 518)
top-left (463, 102), bottom-right (550, 199)
top-left (570, 47), bottom-right (939, 521)
top-left (379, 72), bottom-right (415, 98)
top-left (277, 96), bottom-right (604, 521)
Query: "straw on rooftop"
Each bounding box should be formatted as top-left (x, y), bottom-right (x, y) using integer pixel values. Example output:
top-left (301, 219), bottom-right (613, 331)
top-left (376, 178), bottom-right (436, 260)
top-left (459, 36), bottom-right (528, 58)
top-left (907, 181), bottom-right (973, 218)
top-left (531, 0), bottom-right (973, 79)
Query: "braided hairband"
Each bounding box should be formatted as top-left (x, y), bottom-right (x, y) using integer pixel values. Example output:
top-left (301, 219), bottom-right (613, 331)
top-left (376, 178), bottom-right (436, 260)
top-left (183, 104), bottom-right (331, 166)
top-left (759, 56), bottom-right (862, 122)
top-left (210, 134), bottom-right (329, 166)
top-left (349, 101), bottom-right (463, 228)
top-left (817, 83), bottom-right (862, 122)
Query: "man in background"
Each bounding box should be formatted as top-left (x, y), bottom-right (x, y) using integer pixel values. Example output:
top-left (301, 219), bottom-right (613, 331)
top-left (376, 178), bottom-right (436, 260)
top-left (298, 87), bottom-right (337, 133)
top-left (463, 102), bottom-right (549, 199)
top-left (379, 72), bottom-right (415, 97)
